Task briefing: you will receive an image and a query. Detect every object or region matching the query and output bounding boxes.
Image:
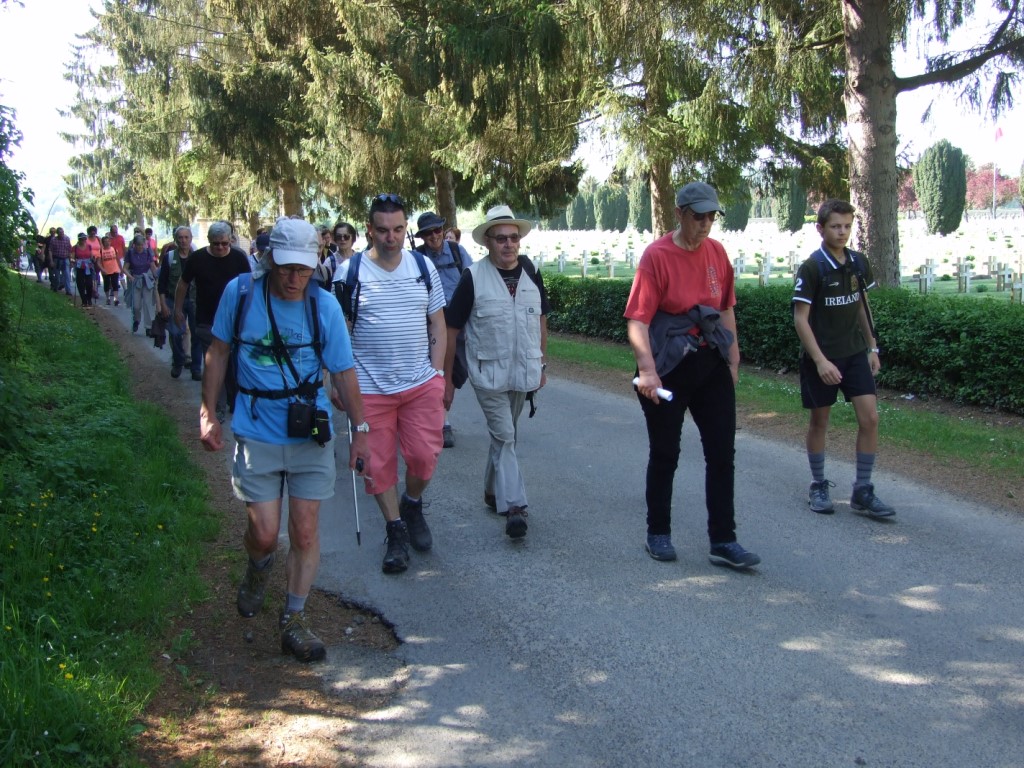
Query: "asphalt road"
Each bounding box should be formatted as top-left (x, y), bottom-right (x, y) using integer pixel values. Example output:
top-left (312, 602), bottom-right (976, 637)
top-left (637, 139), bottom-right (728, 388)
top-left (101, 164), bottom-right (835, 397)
top-left (101, 291), bottom-right (1024, 768)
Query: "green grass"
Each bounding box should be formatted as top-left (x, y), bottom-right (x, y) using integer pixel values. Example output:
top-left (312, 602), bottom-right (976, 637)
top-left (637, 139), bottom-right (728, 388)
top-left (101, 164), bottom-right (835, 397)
top-left (548, 333), bottom-right (1024, 479)
top-left (0, 280), bottom-right (219, 766)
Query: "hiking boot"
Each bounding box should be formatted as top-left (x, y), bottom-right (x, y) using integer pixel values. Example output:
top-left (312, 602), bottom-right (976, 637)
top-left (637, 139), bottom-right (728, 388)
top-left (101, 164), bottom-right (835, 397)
top-left (399, 495), bottom-right (432, 551)
top-left (191, 370), bottom-right (203, 381)
top-left (505, 505), bottom-right (529, 539)
top-left (382, 520), bottom-right (410, 574)
top-left (442, 425), bottom-right (455, 448)
top-left (236, 555), bottom-right (274, 618)
top-left (279, 610), bottom-right (326, 663)
top-left (709, 541), bottom-right (761, 569)
top-left (808, 480), bottom-right (835, 514)
top-left (113, 297), bottom-right (120, 306)
top-left (645, 534), bottom-right (677, 562)
top-left (484, 491), bottom-right (497, 512)
top-left (850, 483), bottom-right (896, 518)
top-left (132, 320), bottom-right (139, 333)
top-left (171, 363), bottom-right (182, 379)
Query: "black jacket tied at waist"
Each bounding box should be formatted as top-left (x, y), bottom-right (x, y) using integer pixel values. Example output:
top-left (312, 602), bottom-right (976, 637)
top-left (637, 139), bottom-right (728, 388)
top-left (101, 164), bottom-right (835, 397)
top-left (648, 306), bottom-right (734, 377)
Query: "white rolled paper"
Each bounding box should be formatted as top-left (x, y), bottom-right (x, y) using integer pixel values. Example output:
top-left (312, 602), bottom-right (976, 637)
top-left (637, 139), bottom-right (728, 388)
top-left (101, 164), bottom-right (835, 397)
top-left (632, 377), bottom-right (674, 401)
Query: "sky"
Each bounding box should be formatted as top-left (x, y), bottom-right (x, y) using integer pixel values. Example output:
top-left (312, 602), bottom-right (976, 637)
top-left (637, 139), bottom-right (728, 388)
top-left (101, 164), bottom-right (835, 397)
top-left (1, 0), bottom-right (1022, 229)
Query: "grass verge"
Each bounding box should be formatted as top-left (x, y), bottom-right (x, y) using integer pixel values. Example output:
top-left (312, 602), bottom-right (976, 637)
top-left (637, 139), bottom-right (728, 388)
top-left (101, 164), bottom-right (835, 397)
top-left (0, 282), bottom-right (219, 766)
top-left (547, 335), bottom-right (1024, 478)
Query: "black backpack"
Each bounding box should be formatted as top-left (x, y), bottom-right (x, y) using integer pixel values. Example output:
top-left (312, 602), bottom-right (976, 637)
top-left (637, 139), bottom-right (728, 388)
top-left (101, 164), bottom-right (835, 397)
top-left (339, 250), bottom-right (433, 329)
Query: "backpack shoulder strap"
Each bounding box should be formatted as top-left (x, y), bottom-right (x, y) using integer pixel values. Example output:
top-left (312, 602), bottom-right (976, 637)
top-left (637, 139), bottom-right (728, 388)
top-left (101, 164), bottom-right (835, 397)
top-left (341, 251), bottom-right (363, 324)
top-left (411, 250), bottom-right (433, 295)
top-left (448, 241), bottom-right (464, 272)
top-left (233, 273), bottom-right (254, 346)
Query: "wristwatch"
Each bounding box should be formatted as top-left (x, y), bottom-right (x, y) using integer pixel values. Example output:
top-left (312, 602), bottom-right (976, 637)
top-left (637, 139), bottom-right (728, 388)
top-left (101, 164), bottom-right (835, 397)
top-left (435, 369), bottom-right (445, 378)
top-left (869, 347), bottom-right (880, 354)
top-left (352, 421), bottom-right (370, 433)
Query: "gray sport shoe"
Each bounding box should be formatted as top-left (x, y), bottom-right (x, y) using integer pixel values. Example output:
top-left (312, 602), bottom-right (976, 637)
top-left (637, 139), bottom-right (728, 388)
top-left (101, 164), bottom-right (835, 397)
top-left (237, 555), bottom-right (274, 618)
top-left (442, 424), bottom-right (455, 448)
top-left (808, 480), bottom-right (835, 514)
top-left (850, 483), bottom-right (896, 518)
top-left (279, 610), bottom-right (326, 663)
top-left (645, 534), bottom-right (677, 562)
top-left (709, 541), bottom-right (761, 569)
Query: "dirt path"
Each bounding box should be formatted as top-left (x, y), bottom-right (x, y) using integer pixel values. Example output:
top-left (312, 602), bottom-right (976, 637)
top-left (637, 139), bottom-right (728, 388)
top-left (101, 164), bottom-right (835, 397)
top-left (84, 309), bottom-right (1020, 766)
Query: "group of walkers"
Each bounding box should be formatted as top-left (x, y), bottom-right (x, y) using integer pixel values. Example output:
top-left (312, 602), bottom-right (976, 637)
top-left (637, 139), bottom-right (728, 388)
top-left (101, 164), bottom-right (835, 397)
top-left (28, 186), bottom-right (893, 665)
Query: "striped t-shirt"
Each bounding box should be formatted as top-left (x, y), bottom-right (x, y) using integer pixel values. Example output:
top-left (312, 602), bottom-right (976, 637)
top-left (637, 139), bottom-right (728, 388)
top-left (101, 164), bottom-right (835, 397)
top-left (339, 250), bottom-right (446, 395)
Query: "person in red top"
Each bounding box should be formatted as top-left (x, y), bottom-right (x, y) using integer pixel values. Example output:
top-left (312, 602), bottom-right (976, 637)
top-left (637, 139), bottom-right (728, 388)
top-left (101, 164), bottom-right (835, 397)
top-left (624, 181), bottom-right (759, 570)
top-left (71, 233), bottom-right (97, 307)
top-left (108, 224), bottom-right (126, 260)
top-left (97, 235), bottom-right (123, 305)
top-left (86, 225), bottom-right (103, 297)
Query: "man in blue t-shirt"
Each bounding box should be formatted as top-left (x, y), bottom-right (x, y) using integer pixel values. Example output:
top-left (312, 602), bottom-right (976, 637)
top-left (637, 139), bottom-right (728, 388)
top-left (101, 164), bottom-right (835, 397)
top-left (199, 217), bottom-right (370, 663)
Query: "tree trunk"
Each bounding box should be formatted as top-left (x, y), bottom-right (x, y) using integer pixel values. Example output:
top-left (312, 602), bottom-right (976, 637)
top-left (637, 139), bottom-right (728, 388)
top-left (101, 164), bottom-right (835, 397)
top-left (841, 0), bottom-right (901, 287)
top-left (245, 211), bottom-right (260, 239)
top-left (279, 178), bottom-right (303, 218)
top-left (433, 164), bottom-right (458, 228)
top-left (649, 157), bottom-right (674, 235)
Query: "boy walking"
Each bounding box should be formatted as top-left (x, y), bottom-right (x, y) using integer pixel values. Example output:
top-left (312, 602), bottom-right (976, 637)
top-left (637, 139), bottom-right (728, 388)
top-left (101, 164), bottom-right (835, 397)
top-left (792, 199), bottom-right (894, 518)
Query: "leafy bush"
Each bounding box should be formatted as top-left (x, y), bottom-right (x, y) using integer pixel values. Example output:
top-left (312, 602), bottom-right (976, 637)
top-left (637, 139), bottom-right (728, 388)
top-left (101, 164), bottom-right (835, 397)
top-left (547, 274), bottom-right (1024, 413)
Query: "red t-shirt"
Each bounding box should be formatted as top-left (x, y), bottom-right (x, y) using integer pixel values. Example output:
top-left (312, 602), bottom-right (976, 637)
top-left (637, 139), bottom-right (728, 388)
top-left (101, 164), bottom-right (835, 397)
top-left (624, 233), bottom-right (736, 324)
top-left (110, 234), bottom-right (126, 259)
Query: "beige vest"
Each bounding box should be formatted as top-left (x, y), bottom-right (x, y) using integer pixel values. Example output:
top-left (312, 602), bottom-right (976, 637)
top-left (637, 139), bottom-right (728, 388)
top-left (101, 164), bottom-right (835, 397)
top-left (464, 257), bottom-right (543, 392)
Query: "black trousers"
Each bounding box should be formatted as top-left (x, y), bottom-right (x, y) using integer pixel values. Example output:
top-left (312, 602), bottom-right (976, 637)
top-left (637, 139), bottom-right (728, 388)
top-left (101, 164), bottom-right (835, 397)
top-left (638, 346), bottom-right (737, 543)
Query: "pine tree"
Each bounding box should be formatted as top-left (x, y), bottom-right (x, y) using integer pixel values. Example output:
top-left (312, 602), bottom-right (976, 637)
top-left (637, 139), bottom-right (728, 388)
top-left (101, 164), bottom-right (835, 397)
top-left (912, 140), bottom-right (967, 236)
top-left (628, 177), bottom-right (652, 233)
top-left (772, 172), bottom-right (807, 234)
top-left (720, 183), bottom-right (752, 232)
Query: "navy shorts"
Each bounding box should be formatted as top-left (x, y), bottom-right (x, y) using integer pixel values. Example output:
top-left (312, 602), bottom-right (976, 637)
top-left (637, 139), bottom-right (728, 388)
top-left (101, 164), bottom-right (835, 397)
top-left (800, 352), bottom-right (876, 409)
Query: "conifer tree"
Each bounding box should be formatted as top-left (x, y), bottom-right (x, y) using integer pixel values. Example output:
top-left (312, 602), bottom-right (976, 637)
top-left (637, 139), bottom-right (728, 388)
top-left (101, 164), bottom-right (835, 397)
top-left (913, 140), bottom-right (967, 236)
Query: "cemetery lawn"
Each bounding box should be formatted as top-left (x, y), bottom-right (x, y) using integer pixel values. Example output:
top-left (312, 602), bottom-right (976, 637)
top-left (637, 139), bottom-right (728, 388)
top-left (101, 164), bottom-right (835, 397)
top-left (547, 333), bottom-right (1024, 514)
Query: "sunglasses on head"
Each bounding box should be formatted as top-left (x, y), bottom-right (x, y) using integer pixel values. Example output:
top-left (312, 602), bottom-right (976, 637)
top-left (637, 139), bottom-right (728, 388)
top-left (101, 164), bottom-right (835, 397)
top-left (373, 192), bottom-right (405, 207)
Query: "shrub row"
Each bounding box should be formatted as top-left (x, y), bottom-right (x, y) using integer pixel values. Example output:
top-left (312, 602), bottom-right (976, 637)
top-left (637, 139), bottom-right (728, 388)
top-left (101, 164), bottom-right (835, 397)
top-left (544, 273), bottom-right (1024, 414)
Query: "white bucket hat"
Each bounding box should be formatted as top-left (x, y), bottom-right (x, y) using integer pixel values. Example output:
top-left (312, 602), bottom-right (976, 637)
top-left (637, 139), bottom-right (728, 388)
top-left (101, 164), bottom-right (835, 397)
top-left (471, 205), bottom-right (533, 246)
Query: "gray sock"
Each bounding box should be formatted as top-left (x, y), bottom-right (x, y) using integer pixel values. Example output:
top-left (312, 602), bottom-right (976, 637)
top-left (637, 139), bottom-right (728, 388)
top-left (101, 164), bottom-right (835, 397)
top-left (807, 452), bottom-right (826, 483)
top-left (285, 592), bottom-right (306, 615)
top-left (855, 452), bottom-right (875, 487)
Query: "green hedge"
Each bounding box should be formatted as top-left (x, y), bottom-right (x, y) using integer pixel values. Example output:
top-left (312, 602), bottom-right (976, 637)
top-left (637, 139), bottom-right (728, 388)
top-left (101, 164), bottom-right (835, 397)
top-left (544, 274), bottom-right (1024, 414)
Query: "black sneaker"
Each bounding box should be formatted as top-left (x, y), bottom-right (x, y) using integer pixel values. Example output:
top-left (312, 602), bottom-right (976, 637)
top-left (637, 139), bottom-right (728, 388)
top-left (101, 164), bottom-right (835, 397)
top-left (850, 483), bottom-right (895, 518)
top-left (279, 610), bottom-right (326, 663)
top-left (505, 505), bottom-right (529, 538)
top-left (171, 364), bottom-right (182, 379)
top-left (191, 370), bottom-right (203, 381)
top-left (709, 541), bottom-right (761, 569)
top-left (132, 320), bottom-right (139, 333)
top-left (808, 480), bottom-right (835, 514)
top-left (399, 495), bottom-right (432, 552)
top-left (382, 520), bottom-right (410, 574)
top-left (442, 425), bottom-right (455, 448)
top-left (484, 491), bottom-right (497, 511)
top-left (645, 534), bottom-right (677, 562)
top-left (236, 555), bottom-right (274, 617)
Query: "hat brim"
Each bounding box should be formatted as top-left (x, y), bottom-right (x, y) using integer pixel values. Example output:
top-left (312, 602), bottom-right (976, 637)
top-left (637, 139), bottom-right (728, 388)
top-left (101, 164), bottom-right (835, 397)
top-left (472, 218), bottom-right (533, 246)
top-left (680, 200), bottom-right (725, 214)
top-left (272, 249), bottom-right (317, 269)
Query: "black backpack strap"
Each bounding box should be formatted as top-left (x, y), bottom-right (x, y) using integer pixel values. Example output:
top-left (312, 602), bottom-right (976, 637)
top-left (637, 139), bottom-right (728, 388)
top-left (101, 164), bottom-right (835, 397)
top-left (448, 241), bottom-right (464, 272)
top-left (411, 249), bottom-right (433, 295)
top-left (341, 251), bottom-right (363, 325)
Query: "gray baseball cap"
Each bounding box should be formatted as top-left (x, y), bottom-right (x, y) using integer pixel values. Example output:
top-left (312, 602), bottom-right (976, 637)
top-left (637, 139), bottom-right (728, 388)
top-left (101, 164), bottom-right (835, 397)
top-left (675, 182), bottom-right (724, 214)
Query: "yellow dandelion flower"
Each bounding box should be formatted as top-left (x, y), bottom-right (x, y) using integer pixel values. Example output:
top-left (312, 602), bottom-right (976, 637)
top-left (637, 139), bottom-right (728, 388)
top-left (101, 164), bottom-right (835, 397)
top-left (64, 673), bottom-right (73, 680)
top-left (4, 626), bottom-right (11, 631)
top-left (46, 592), bottom-right (52, 598)
top-left (59, 663), bottom-right (66, 670)
top-left (91, 526), bottom-right (97, 533)
top-left (42, 577), bottom-right (49, 583)
top-left (157, 524), bottom-right (164, 530)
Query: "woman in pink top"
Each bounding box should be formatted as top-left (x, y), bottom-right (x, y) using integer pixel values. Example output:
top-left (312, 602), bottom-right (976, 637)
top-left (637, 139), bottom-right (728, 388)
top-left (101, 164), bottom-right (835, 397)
top-left (97, 235), bottom-right (123, 305)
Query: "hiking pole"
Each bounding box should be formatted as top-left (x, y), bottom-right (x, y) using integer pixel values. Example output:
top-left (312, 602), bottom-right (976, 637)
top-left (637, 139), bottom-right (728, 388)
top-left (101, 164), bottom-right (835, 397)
top-left (346, 415), bottom-right (362, 545)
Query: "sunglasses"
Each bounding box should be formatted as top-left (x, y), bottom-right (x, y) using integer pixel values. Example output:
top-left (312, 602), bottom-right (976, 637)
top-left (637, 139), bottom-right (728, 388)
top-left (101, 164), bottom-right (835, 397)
top-left (334, 233), bottom-right (352, 241)
top-left (421, 228), bottom-right (443, 238)
top-left (209, 240), bottom-right (231, 248)
top-left (685, 209), bottom-right (717, 223)
top-left (488, 233), bottom-right (521, 244)
top-left (372, 192), bottom-right (405, 207)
